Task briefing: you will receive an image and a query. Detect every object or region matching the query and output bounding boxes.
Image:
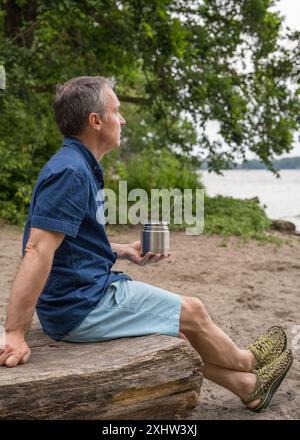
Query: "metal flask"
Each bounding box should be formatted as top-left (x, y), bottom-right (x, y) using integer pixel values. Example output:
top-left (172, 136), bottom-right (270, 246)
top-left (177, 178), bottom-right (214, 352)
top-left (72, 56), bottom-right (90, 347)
top-left (141, 221), bottom-right (170, 256)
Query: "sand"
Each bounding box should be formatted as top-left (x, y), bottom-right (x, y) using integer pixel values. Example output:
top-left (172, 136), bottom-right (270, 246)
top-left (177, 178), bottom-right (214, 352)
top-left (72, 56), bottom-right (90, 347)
top-left (0, 222), bottom-right (299, 420)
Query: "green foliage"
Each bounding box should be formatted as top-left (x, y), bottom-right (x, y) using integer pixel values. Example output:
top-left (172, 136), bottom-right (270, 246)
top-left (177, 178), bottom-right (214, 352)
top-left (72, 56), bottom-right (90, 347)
top-left (115, 147), bottom-right (200, 192)
top-left (0, 92), bottom-right (61, 225)
top-left (204, 195), bottom-right (272, 238)
top-left (102, 147), bottom-right (202, 226)
top-left (0, 0), bottom-right (299, 234)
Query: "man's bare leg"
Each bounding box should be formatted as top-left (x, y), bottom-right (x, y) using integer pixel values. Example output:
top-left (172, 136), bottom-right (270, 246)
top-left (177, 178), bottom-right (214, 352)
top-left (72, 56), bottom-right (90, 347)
top-left (202, 363), bottom-right (260, 409)
top-left (179, 297), bottom-right (257, 372)
top-left (178, 332), bottom-right (259, 408)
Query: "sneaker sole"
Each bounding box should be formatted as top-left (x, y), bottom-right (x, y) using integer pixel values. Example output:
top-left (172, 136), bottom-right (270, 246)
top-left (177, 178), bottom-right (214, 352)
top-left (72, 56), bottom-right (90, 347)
top-left (251, 351), bottom-right (293, 413)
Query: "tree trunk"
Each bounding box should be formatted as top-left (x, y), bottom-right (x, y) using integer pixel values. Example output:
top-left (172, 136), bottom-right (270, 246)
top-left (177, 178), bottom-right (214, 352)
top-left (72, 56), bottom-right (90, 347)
top-left (4, 0), bottom-right (38, 47)
top-left (0, 326), bottom-right (203, 420)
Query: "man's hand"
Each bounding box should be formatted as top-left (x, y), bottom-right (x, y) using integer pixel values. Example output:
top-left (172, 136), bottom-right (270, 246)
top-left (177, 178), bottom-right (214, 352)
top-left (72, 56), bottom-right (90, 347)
top-left (0, 330), bottom-right (31, 368)
top-left (126, 241), bottom-right (171, 266)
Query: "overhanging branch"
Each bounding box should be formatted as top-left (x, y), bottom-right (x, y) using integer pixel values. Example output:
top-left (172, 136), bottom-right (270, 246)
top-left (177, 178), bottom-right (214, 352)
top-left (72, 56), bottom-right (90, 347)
top-left (21, 84), bottom-right (152, 105)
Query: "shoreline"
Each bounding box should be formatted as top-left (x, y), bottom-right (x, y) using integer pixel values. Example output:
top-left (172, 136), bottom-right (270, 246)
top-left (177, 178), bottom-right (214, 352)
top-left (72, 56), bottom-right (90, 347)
top-left (201, 169), bottom-right (300, 235)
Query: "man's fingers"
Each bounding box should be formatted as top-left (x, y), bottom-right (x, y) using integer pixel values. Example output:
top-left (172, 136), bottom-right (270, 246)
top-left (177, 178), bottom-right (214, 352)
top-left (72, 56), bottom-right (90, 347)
top-left (5, 354), bottom-right (21, 368)
top-left (139, 252), bottom-right (152, 265)
top-left (0, 347), bottom-right (30, 367)
top-left (139, 252), bottom-right (171, 265)
top-left (0, 347), bottom-right (14, 365)
top-left (159, 254), bottom-right (171, 260)
top-left (148, 254), bottom-right (162, 264)
top-left (0, 351), bottom-right (16, 366)
top-left (148, 254), bottom-right (171, 264)
top-left (20, 350), bottom-right (31, 365)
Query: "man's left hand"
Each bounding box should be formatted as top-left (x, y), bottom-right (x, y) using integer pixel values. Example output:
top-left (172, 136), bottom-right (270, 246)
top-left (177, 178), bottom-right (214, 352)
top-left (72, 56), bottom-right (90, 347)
top-left (126, 241), bottom-right (171, 266)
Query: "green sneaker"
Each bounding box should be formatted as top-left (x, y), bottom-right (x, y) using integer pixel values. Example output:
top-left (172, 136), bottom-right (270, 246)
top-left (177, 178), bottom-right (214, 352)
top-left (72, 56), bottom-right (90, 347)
top-left (247, 326), bottom-right (287, 370)
top-left (242, 349), bottom-right (293, 412)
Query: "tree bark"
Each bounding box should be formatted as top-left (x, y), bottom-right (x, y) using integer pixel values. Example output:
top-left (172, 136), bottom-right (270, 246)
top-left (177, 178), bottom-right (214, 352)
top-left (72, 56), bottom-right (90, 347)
top-left (4, 0), bottom-right (38, 47)
top-left (0, 326), bottom-right (203, 420)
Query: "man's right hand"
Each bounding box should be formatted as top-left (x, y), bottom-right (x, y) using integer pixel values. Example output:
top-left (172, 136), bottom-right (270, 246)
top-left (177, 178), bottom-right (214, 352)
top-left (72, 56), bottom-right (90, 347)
top-left (0, 330), bottom-right (31, 368)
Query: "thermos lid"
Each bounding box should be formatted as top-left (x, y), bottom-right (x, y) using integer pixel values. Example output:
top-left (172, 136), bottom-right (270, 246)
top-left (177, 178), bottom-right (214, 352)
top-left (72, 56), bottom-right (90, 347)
top-left (142, 220), bottom-right (168, 225)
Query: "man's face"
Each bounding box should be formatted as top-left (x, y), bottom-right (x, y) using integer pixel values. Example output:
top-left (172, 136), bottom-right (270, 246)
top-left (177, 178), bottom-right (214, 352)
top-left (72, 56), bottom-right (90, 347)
top-left (97, 87), bottom-right (126, 150)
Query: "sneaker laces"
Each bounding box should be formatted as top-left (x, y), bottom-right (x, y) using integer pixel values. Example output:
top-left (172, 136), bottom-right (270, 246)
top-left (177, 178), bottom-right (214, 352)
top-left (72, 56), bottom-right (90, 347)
top-left (252, 337), bottom-right (274, 361)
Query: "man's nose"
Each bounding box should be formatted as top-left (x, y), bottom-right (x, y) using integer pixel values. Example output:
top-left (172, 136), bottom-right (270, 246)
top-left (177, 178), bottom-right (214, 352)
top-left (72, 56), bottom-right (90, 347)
top-left (120, 116), bottom-right (126, 126)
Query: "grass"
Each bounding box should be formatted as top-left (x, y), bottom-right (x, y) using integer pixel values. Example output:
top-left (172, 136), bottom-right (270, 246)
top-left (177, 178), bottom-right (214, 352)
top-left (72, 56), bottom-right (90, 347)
top-left (202, 195), bottom-right (287, 244)
top-left (204, 195), bottom-right (272, 237)
top-left (166, 195), bottom-right (285, 244)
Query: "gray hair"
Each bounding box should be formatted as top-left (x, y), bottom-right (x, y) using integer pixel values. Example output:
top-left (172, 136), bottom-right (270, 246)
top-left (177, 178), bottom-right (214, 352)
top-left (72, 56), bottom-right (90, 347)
top-left (53, 76), bottom-right (116, 136)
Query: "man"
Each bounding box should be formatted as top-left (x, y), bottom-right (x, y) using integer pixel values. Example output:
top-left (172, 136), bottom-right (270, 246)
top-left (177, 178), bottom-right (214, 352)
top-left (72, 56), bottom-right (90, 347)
top-left (0, 76), bottom-right (293, 413)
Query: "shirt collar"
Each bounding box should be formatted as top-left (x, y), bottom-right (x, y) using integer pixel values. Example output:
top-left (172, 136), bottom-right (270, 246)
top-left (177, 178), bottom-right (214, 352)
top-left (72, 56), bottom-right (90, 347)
top-left (62, 136), bottom-right (105, 182)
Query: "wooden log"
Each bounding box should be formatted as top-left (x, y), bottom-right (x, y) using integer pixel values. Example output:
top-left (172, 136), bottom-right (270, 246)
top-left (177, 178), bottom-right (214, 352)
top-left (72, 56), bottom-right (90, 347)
top-left (0, 328), bottom-right (203, 420)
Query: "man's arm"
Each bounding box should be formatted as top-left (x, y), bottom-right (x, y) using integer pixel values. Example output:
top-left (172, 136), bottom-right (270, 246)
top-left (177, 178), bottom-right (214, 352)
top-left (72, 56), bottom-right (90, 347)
top-left (0, 227), bottom-right (65, 368)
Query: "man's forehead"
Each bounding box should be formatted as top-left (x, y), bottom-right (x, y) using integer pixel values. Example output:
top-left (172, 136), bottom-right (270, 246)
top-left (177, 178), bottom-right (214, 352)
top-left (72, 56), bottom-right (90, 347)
top-left (105, 87), bottom-right (120, 107)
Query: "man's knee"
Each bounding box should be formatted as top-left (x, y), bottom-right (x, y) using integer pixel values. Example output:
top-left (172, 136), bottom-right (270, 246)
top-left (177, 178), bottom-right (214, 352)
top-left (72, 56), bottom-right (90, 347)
top-left (179, 296), bottom-right (207, 335)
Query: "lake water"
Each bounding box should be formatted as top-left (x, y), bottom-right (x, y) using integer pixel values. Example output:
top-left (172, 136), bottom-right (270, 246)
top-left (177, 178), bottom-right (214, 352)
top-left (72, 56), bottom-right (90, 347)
top-left (201, 170), bottom-right (300, 233)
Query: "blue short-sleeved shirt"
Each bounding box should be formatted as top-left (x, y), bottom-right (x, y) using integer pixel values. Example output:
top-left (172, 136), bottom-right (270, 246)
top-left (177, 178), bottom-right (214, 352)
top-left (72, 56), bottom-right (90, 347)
top-left (22, 136), bottom-right (131, 341)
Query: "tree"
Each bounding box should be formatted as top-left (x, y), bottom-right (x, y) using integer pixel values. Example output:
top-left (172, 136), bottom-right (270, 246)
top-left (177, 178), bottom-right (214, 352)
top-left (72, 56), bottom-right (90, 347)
top-left (0, 0), bottom-right (299, 223)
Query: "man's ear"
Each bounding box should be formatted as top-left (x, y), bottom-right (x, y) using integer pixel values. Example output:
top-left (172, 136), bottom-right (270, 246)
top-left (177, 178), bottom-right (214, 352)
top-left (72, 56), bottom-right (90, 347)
top-left (88, 112), bottom-right (102, 131)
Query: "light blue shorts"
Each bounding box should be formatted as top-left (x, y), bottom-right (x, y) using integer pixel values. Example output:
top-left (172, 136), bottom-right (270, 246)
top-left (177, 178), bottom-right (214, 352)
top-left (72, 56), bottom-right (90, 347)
top-left (62, 279), bottom-right (183, 343)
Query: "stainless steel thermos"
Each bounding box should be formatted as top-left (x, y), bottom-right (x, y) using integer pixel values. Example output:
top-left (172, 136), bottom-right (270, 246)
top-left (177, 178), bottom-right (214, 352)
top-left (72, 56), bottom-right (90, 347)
top-left (141, 221), bottom-right (170, 256)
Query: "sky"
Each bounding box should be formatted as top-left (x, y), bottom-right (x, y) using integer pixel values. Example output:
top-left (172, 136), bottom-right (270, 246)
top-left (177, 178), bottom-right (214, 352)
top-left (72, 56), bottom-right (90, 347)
top-left (203, 0), bottom-right (300, 160)
top-left (272, 0), bottom-right (300, 158)
top-left (276, 0), bottom-right (300, 33)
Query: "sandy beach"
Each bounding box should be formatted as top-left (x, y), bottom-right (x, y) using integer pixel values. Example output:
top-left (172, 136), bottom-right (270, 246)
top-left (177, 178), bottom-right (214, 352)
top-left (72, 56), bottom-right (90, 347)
top-left (0, 222), bottom-right (299, 420)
